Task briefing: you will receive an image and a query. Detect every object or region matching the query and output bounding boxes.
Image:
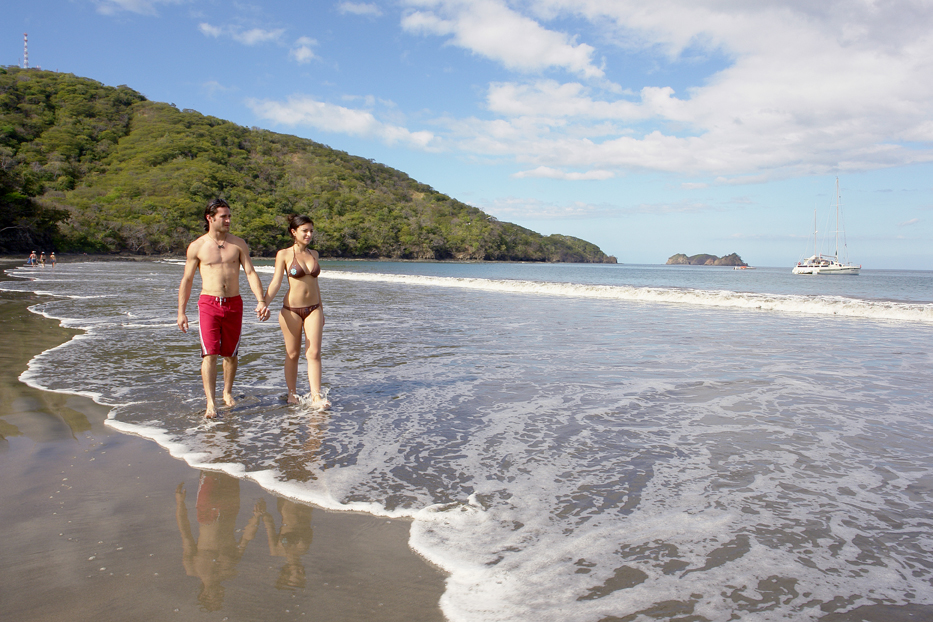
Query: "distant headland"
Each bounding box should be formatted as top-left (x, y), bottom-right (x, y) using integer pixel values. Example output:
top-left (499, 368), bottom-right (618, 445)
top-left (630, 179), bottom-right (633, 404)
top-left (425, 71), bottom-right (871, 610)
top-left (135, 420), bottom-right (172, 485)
top-left (666, 253), bottom-right (748, 267)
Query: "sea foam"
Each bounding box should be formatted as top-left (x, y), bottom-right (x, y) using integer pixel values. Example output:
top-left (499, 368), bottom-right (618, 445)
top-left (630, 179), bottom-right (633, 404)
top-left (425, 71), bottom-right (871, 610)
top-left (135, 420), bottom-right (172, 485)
top-left (316, 270), bottom-right (933, 324)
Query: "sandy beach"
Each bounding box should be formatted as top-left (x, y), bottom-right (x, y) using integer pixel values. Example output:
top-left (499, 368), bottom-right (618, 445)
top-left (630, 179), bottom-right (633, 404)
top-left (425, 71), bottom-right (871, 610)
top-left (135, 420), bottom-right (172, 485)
top-left (0, 262), bottom-right (446, 622)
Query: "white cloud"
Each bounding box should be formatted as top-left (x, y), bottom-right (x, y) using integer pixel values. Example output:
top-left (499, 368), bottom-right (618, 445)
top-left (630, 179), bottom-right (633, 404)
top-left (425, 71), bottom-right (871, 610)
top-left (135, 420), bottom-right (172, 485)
top-left (401, 0), bottom-right (604, 79)
top-left (338, 2), bottom-right (384, 17)
top-left (248, 96), bottom-right (437, 150)
top-left (898, 218), bottom-right (921, 227)
top-left (201, 80), bottom-right (236, 98)
top-left (198, 22), bottom-right (223, 38)
top-left (238, 27), bottom-right (285, 45)
top-left (93, 0), bottom-right (182, 16)
top-left (234, 1), bottom-right (933, 184)
top-left (512, 166), bottom-right (614, 180)
top-left (486, 81), bottom-right (645, 119)
top-left (483, 197), bottom-right (616, 220)
top-left (198, 22), bottom-right (285, 46)
top-left (481, 196), bottom-right (719, 220)
top-left (404, 0), bottom-right (933, 178)
top-left (290, 37), bottom-right (318, 63)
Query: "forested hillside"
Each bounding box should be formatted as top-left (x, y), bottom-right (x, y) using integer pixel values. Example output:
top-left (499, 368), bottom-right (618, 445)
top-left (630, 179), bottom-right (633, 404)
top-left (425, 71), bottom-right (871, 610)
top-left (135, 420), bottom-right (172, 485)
top-left (0, 67), bottom-right (615, 262)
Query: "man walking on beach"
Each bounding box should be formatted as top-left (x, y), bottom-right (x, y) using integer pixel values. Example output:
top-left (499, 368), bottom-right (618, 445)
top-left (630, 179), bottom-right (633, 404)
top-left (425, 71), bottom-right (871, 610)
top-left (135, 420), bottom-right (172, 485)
top-left (177, 198), bottom-right (270, 418)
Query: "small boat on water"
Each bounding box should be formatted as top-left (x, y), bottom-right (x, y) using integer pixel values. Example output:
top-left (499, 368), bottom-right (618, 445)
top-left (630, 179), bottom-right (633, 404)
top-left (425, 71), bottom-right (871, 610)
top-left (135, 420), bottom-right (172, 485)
top-left (792, 178), bottom-right (860, 275)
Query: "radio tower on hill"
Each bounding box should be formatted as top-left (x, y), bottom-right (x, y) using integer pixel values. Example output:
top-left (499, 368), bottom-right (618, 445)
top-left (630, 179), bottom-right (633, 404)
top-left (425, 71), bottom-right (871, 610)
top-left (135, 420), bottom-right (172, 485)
top-left (23, 33), bottom-right (29, 69)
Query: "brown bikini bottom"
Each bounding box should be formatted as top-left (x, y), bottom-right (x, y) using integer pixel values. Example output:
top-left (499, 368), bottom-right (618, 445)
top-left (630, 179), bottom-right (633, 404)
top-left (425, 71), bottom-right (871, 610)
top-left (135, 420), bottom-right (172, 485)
top-left (282, 303), bottom-right (321, 320)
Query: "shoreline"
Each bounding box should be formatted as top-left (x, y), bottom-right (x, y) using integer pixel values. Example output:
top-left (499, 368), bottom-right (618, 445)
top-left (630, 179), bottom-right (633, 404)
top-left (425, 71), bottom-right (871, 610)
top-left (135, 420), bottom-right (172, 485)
top-left (1, 253), bottom-right (620, 265)
top-left (0, 273), bottom-right (447, 621)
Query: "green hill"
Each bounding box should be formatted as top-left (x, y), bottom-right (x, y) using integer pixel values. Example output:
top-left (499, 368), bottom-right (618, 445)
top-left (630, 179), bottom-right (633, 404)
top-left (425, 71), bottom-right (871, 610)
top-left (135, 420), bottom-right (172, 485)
top-left (0, 67), bottom-right (615, 263)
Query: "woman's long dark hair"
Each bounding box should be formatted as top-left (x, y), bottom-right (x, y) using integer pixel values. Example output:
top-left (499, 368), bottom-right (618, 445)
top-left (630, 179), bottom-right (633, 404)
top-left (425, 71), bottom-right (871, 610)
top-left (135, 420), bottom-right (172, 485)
top-left (288, 214), bottom-right (314, 239)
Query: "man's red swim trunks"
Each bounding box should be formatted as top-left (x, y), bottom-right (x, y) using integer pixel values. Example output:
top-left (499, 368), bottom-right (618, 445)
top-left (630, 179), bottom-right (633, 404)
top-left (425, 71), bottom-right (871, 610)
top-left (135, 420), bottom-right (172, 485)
top-left (196, 471), bottom-right (240, 525)
top-left (198, 295), bottom-right (243, 358)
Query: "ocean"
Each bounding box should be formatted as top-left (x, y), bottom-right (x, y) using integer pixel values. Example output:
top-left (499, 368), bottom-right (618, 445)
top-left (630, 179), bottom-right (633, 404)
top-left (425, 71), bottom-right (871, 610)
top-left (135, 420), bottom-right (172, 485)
top-left (3, 259), bottom-right (933, 622)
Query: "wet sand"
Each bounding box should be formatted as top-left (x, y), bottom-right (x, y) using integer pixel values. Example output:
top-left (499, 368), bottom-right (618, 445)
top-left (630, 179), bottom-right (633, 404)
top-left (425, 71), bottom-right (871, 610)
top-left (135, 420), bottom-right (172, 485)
top-left (0, 267), bottom-right (447, 622)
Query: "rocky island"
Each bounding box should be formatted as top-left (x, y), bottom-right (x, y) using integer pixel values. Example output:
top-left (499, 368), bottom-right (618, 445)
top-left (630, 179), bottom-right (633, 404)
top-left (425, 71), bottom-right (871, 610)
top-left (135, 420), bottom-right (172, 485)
top-left (666, 253), bottom-right (748, 267)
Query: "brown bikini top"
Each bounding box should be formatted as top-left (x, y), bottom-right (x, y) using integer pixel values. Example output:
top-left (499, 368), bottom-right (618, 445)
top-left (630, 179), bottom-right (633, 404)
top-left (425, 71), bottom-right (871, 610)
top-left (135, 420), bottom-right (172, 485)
top-left (288, 248), bottom-right (320, 279)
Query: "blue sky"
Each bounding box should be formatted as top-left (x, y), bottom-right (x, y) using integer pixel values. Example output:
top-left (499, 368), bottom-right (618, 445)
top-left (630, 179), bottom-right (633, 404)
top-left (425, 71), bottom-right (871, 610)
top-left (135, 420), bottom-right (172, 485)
top-left (6, 0), bottom-right (933, 268)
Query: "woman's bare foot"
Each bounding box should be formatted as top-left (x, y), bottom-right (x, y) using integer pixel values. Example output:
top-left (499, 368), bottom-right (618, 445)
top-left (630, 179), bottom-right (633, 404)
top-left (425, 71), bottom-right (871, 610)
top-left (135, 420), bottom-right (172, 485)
top-left (205, 405), bottom-right (218, 419)
top-left (310, 394), bottom-right (331, 410)
top-left (222, 392), bottom-right (236, 408)
top-left (287, 392), bottom-right (300, 405)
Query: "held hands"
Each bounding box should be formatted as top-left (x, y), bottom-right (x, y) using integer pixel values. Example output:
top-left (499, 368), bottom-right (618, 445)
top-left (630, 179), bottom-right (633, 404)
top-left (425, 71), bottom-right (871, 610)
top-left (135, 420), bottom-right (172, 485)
top-left (256, 301), bottom-right (271, 322)
top-left (253, 498), bottom-right (267, 517)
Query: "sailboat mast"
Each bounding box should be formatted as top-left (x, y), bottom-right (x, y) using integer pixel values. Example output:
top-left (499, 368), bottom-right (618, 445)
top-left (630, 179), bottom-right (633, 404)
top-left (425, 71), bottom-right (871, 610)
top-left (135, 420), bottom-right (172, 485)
top-left (834, 177), bottom-right (840, 260)
top-left (812, 208), bottom-right (817, 257)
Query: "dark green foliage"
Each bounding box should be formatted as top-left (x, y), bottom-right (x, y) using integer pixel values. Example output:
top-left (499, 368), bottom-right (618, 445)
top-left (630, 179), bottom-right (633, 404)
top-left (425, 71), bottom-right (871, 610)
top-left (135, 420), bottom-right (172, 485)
top-left (666, 253), bottom-right (746, 266)
top-left (0, 67), bottom-right (615, 262)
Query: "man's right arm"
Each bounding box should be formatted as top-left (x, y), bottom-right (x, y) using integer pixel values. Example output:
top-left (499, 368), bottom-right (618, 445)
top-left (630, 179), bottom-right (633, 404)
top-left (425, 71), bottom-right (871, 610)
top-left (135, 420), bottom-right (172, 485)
top-left (177, 242), bottom-right (200, 333)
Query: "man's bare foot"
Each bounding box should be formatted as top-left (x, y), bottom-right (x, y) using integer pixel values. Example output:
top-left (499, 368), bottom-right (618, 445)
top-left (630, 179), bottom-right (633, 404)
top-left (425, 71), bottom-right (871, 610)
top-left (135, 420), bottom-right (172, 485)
top-left (222, 392), bottom-right (236, 408)
top-left (287, 392), bottom-right (300, 405)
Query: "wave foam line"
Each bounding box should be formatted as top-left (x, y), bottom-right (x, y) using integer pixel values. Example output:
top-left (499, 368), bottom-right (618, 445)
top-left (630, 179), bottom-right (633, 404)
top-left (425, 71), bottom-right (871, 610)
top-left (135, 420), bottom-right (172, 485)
top-left (323, 271), bottom-right (933, 324)
top-left (105, 416), bottom-right (425, 519)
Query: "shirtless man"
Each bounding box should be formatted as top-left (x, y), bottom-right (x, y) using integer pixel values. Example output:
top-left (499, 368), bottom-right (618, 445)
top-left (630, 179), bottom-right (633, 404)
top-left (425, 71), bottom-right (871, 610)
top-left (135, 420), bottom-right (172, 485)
top-left (177, 198), bottom-right (270, 418)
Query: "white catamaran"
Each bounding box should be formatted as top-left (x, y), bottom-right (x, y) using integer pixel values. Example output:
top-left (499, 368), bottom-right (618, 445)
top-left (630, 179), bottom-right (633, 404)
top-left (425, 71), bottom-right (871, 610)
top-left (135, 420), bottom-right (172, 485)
top-left (792, 178), bottom-right (860, 275)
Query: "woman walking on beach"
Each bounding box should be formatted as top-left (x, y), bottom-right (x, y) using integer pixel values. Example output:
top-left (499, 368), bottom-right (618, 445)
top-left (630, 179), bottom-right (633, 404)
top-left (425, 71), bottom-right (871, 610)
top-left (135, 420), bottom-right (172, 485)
top-left (263, 215), bottom-right (330, 409)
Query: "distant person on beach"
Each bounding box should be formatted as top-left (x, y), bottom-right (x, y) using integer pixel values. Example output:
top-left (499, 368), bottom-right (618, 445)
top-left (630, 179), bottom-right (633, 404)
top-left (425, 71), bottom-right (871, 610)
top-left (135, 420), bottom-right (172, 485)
top-left (177, 198), bottom-right (270, 418)
top-left (39, 252), bottom-right (45, 267)
top-left (50, 252), bottom-right (56, 267)
top-left (26, 251), bottom-right (37, 266)
top-left (262, 215), bottom-right (330, 409)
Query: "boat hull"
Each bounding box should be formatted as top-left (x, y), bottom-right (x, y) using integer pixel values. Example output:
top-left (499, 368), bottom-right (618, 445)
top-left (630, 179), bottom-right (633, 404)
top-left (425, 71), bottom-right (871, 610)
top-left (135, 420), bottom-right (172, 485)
top-left (814, 265), bottom-right (860, 275)
top-left (792, 263), bottom-right (859, 275)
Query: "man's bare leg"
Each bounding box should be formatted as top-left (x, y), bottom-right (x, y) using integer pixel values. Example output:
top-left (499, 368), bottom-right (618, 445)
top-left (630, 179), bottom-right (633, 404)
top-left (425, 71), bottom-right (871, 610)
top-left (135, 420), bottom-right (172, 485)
top-left (222, 356), bottom-right (238, 408)
top-left (201, 355), bottom-right (219, 418)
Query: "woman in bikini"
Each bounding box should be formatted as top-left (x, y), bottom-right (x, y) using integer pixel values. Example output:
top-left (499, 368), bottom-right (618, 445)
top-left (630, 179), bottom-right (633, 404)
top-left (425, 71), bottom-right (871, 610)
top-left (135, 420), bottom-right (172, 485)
top-left (263, 215), bottom-right (330, 408)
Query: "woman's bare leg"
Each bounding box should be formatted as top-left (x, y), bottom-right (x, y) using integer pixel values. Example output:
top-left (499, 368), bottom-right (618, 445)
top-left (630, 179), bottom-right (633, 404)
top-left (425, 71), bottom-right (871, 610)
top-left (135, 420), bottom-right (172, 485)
top-left (303, 309), bottom-right (329, 408)
top-left (279, 309), bottom-right (303, 403)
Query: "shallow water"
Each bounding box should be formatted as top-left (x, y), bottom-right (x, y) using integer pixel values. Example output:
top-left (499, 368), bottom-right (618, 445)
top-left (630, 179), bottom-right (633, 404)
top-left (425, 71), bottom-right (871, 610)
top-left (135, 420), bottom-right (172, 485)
top-left (4, 260), bottom-right (933, 622)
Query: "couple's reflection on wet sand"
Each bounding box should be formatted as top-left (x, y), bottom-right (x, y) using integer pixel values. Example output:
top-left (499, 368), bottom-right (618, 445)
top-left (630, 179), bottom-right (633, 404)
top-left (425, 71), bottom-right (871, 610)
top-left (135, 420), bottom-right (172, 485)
top-left (175, 471), bottom-right (314, 610)
top-left (174, 407), bottom-right (329, 609)
top-left (259, 497), bottom-right (314, 589)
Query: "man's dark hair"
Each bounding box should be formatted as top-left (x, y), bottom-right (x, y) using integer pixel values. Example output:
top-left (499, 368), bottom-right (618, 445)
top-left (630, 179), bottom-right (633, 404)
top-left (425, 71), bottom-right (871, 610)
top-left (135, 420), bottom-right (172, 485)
top-left (204, 198), bottom-right (230, 232)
